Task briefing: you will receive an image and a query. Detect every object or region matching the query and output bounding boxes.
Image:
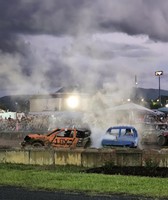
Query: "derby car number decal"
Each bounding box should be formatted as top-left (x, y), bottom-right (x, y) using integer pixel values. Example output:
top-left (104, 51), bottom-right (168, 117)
top-left (53, 138), bottom-right (75, 145)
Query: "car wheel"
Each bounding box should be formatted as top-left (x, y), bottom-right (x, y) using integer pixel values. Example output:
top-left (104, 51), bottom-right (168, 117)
top-left (157, 135), bottom-right (167, 146)
top-left (32, 142), bottom-right (43, 147)
top-left (84, 140), bottom-right (91, 148)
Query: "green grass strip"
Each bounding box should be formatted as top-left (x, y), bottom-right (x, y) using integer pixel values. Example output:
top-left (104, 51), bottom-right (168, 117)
top-left (0, 164), bottom-right (167, 198)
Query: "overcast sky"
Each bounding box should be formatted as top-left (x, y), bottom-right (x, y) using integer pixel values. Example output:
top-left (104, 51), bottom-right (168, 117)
top-left (0, 0), bottom-right (168, 97)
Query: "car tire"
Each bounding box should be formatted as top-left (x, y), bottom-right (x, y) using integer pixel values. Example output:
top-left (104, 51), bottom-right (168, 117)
top-left (157, 135), bottom-right (167, 146)
top-left (32, 142), bottom-right (43, 147)
top-left (84, 140), bottom-right (91, 148)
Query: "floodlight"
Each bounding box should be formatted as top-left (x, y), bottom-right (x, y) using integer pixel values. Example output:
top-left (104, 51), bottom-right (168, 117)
top-left (66, 95), bottom-right (79, 109)
top-left (155, 71), bottom-right (163, 76)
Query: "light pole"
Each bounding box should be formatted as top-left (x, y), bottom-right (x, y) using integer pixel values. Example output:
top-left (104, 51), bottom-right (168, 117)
top-left (15, 102), bottom-right (18, 112)
top-left (155, 71), bottom-right (163, 104)
top-left (134, 75), bottom-right (138, 103)
top-left (135, 75), bottom-right (138, 86)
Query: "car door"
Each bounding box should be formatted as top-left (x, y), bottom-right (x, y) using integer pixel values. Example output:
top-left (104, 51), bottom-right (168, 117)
top-left (103, 127), bottom-right (120, 146)
top-left (119, 128), bottom-right (137, 146)
top-left (51, 129), bottom-right (77, 148)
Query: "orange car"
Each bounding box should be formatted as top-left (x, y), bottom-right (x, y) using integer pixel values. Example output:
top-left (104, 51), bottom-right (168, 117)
top-left (21, 128), bottom-right (91, 149)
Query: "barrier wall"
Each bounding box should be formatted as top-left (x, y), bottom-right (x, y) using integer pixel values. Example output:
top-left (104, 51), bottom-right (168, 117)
top-left (0, 148), bottom-right (168, 168)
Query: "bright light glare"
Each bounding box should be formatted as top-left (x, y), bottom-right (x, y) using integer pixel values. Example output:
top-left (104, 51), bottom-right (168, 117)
top-left (66, 96), bottom-right (79, 109)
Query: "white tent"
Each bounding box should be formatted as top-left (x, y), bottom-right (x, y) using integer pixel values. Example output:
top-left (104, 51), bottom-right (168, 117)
top-left (108, 103), bottom-right (156, 124)
top-left (108, 103), bottom-right (156, 115)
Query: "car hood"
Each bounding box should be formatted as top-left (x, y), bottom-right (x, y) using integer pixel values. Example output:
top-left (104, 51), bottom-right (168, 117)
top-left (26, 134), bottom-right (46, 139)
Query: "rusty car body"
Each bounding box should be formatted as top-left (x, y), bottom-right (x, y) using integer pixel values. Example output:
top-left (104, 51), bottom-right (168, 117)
top-left (21, 128), bottom-right (91, 149)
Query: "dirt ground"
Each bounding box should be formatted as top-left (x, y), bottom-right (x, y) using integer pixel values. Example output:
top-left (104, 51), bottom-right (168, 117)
top-left (85, 165), bottom-right (168, 178)
top-left (0, 138), bottom-right (23, 149)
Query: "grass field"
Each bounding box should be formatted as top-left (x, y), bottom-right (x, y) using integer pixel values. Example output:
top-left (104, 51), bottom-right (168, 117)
top-left (0, 163), bottom-right (168, 198)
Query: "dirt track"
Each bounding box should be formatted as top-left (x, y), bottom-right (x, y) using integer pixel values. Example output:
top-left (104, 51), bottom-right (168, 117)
top-left (0, 139), bottom-right (162, 151)
top-left (0, 138), bottom-right (23, 149)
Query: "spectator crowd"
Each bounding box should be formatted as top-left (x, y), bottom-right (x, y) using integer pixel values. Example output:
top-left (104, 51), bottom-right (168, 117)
top-left (0, 111), bottom-right (168, 133)
top-left (0, 115), bottom-right (49, 132)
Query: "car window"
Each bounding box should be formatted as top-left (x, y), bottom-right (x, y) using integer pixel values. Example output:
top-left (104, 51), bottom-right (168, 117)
top-left (107, 128), bottom-right (119, 137)
top-left (121, 128), bottom-right (133, 136)
top-left (121, 129), bottom-right (126, 136)
top-left (57, 131), bottom-right (66, 137)
top-left (69, 131), bottom-right (74, 137)
top-left (76, 131), bottom-right (85, 138)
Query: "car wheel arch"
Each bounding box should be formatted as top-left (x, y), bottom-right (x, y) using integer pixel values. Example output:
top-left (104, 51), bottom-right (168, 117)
top-left (157, 135), bottom-right (167, 146)
top-left (32, 141), bottom-right (44, 147)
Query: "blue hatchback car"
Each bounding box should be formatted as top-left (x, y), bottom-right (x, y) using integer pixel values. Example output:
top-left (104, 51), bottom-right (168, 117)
top-left (101, 126), bottom-right (139, 148)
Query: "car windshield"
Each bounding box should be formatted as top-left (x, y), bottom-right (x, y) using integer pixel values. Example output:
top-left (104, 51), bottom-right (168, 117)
top-left (47, 128), bottom-right (61, 136)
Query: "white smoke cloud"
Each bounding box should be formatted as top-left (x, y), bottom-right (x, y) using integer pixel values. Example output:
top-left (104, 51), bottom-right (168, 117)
top-left (0, 0), bottom-right (168, 97)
